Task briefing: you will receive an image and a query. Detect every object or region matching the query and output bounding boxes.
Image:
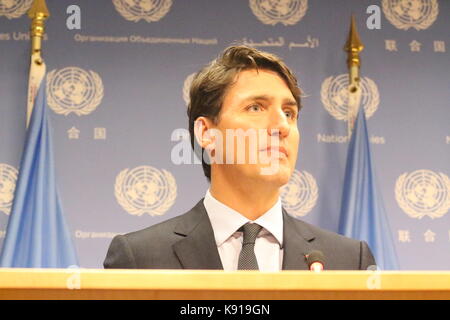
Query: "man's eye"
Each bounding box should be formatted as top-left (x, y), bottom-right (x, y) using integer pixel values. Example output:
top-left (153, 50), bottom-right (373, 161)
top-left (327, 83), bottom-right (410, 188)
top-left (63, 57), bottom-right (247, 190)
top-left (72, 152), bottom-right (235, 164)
top-left (284, 110), bottom-right (297, 119)
top-left (247, 104), bottom-right (262, 112)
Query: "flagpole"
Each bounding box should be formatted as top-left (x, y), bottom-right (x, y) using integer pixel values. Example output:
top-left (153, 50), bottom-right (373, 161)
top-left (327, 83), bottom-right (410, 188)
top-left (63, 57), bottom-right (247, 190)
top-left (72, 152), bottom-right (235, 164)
top-left (344, 15), bottom-right (364, 138)
top-left (26, 0), bottom-right (49, 128)
top-left (1, 0), bottom-right (79, 268)
top-left (339, 15), bottom-right (399, 270)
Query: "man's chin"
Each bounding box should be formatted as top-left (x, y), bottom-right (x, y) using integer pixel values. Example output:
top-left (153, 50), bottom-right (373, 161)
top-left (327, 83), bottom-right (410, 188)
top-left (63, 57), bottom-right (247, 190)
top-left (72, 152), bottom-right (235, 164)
top-left (220, 163), bottom-right (293, 187)
top-left (256, 164), bottom-right (292, 187)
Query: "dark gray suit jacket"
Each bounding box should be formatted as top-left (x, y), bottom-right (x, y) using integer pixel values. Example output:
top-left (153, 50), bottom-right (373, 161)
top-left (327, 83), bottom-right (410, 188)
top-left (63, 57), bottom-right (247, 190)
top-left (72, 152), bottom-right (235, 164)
top-left (104, 199), bottom-right (376, 270)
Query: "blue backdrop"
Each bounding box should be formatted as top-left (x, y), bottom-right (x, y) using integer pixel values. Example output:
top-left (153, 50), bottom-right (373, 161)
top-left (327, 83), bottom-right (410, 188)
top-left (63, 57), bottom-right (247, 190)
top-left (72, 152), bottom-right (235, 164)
top-left (0, 0), bottom-right (449, 269)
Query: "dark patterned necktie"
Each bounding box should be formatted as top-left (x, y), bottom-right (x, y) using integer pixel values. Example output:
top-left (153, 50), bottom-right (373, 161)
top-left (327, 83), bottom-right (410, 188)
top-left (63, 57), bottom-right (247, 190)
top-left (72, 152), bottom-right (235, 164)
top-left (238, 223), bottom-right (263, 270)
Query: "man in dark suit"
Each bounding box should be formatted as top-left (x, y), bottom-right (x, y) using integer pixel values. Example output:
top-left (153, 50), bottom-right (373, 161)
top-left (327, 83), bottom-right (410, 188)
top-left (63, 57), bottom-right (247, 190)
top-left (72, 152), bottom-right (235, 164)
top-left (104, 45), bottom-right (376, 270)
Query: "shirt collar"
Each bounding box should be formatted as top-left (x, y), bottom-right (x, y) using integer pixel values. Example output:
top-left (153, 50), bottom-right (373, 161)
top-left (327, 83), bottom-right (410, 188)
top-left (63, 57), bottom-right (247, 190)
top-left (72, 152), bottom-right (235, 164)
top-left (203, 189), bottom-right (284, 248)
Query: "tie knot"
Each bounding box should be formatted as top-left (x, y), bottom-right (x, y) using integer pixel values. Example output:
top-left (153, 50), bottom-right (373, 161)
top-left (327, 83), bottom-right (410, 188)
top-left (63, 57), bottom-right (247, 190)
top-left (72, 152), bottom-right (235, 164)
top-left (240, 223), bottom-right (262, 245)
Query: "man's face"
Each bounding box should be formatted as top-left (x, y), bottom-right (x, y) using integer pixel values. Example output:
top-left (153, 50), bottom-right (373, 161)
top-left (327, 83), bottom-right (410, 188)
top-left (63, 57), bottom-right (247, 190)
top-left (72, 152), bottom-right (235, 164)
top-left (210, 68), bottom-right (300, 187)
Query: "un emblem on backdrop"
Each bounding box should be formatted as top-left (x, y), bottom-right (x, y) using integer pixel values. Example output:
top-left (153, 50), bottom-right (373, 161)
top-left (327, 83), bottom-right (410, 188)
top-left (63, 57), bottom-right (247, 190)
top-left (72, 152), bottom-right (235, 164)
top-left (0, 0), bottom-right (32, 19)
top-left (280, 170), bottom-right (318, 217)
top-left (115, 166), bottom-right (177, 216)
top-left (321, 74), bottom-right (380, 121)
top-left (249, 0), bottom-right (308, 26)
top-left (46, 67), bottom-right (104, 116)
top-left (0, 163), bottom-right (18, 215)
top-left (395, 170), bottom-right (450, 219)
top-left (113, 0), bottom-right (172, 23)
top-left (382, 0), bottom-right (439, 30)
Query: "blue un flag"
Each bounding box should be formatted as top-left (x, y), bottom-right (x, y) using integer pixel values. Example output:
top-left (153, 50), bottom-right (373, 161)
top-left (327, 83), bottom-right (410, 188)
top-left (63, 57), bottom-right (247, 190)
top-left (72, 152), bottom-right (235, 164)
top-left (338, 107), bottom-right (399, 270)
top-left (0, 74), bottom-right (78, 268)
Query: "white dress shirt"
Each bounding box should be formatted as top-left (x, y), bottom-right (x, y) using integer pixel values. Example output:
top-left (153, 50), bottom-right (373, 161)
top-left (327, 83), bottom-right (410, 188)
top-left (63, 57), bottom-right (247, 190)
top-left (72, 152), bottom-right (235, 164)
top-left (203, 189), bottom-right (284, 272)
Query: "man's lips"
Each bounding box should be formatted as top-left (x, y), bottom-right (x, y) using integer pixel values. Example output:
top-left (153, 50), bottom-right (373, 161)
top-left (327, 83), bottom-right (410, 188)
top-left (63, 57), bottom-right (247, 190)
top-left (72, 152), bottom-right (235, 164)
top-left (259, 146), bottom-right (288, 157)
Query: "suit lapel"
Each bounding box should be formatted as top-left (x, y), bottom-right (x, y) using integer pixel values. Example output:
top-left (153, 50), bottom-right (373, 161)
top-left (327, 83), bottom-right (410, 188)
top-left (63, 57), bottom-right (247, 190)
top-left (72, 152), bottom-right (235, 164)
top-left (282, 209), bottom-right (316, 270)
top-left (171, 201), bottom-right (316, 271)
top-left (172, 200), bottom-right (223, 270)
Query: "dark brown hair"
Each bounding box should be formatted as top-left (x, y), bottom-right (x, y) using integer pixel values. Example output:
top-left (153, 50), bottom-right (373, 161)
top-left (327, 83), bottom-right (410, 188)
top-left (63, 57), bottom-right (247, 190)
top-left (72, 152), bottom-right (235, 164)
top-left (187, 45), bottom-right (302, 182)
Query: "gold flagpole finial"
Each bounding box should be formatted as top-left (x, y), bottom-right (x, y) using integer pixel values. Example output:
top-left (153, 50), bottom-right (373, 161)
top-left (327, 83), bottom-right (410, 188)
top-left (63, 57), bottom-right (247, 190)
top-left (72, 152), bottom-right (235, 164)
top-left (344, 15), bottom-right (364, 137)
top-left (345, 15), bottom-right (364, 67)
top-left (26, 0), bottom-right (49, 128)
top-left (28, 0), bottom-right (50, 62)
top-left (344, 14), bottom-right (364, 92)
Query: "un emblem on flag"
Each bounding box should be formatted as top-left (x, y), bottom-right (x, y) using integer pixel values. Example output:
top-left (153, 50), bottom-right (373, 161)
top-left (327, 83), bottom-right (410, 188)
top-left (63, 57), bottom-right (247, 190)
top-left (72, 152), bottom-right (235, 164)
top-left (115, 166), bottom-right (177, 216)
top-left (280, 170), bottom-right (318, 217)
top-left (321, 74), bottom-right (380, 121)
top-left (113, 0), bottom-right (172, 23)
top-left (382, 0), bottom-right (439, 30)
top-left (0, 163), bottom-right (18, 215)
top-left (46, 67), bottom-right (104, 116)
top-left (249, 0), bottom-right (308, 26)
top-left (0, 0), bottom-right (32, 19)
top-left (395, 170), bottom-right (450, 219)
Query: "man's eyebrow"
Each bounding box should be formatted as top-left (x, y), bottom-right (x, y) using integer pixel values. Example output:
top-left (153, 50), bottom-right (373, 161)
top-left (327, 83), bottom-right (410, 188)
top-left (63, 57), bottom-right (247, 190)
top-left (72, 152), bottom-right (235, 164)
top-left (243, 94), bottom-right (299, 109)
top-left (283, 100), bottom-right (299, 109)
top-left (241, 94), bottom-right (270, 102)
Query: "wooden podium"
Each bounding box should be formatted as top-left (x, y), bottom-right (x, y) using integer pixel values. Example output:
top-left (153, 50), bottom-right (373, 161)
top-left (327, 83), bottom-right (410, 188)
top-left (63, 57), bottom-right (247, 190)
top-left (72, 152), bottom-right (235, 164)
top-left (1, 269), bottom-right (449, 299)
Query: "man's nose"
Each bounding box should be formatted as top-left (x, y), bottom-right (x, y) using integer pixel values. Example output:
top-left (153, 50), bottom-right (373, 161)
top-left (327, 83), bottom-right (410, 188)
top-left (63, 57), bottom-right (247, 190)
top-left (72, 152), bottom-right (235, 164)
top-left (267, 108), bottom-right (290, 138)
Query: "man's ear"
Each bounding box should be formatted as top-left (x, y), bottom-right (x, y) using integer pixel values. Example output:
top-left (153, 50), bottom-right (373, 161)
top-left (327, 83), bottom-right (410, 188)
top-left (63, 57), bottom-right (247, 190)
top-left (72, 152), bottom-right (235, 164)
top-left (194, 116), bottom-right (216, 151)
